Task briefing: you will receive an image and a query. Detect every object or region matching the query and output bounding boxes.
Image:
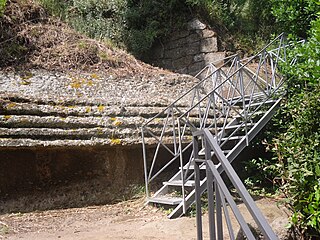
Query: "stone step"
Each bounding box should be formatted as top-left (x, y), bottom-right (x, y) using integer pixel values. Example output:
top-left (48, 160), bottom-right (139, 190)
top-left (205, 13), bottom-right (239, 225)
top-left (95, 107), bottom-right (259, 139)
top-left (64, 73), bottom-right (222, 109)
top-left (0, 115), bottom-right (143, 129)
top-left (0, 127), bottom-right (139, 140)
top-left (0, 99), bottom-right (179, 118)
top-left (0, 137), bottom-right (138, 147)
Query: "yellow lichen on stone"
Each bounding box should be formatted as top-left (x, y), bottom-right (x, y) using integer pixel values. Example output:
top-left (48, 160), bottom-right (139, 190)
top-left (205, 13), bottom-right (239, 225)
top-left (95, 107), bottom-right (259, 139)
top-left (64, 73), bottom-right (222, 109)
top-left (6, 102), bottom-right (16, 109)
top-left (110, 138), bottom-right (121, 145)
top-left (86, 79), bottom-right (94, 86)
top-left (97, 105), bottom-right (105, 112)
top-left (113, 120), bottom-right (122, 127)
top-left (20, 80), bottom-right (31, 85)
top-left (70, 77), bottom-right (85, 89)
top-left (85, 106), bottom-right (91, 113)
top-left (90, 73), bottom-right (99, 79)
top-left (109, 117), bottom-right (122, 126)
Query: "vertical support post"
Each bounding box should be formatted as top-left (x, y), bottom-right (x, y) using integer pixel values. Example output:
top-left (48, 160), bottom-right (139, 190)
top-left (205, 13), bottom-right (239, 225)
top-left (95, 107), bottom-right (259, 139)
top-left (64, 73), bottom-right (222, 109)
top-left (193, 135), bottom-right (203, 240)
top-left (141, 127), bottom-right (149, 198)
top-left (171, 106), bottom-right (178, 155)
top-left (215, 180), bottom-right (223, 239)
top-left (205, 139), bottom-right (216, 240)
top-left (239, 68), bottom-right (249, 146)
top-left (178, 119), bottom-right (186, 214)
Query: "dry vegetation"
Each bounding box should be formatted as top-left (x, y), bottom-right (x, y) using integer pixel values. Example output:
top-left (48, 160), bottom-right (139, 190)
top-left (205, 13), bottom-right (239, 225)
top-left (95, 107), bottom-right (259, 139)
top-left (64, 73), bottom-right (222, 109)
top-left (0, 0), bottom-right (162, 77)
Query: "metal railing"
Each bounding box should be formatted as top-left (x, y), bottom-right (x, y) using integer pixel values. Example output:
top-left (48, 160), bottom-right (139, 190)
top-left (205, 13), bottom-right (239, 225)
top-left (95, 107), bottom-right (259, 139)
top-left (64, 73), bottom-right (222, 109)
top-left (142, 54), bottom-right (240, 197)
top-left (193, 129), bottom-right (278, 240)
top-left (142, 33), bottom-right (290, 214)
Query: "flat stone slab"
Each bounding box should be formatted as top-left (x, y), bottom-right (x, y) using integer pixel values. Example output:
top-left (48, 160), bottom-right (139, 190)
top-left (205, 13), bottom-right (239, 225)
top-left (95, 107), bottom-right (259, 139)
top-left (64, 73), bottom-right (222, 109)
top-left (0, 70), bottom-right (199, 147)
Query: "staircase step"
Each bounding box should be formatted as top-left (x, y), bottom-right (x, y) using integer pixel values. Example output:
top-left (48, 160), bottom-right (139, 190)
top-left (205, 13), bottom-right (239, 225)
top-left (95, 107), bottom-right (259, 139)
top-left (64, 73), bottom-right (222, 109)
top-left (163, 179), bottom-right (207, 187)
top-left (198, 148), bottom-right (231, 156)
top-left (181, 164), bottom-right (206, 170)
top-left (148, 196), bottom-right (182, 205)
top-left (220, 135), bottom-right (244, 141)
top-left (163, 180), bottom-right (195, 187)
top-left (217, 122), bottom-right (254, 131)
top-left (245, 99), bottom-right (277, 108)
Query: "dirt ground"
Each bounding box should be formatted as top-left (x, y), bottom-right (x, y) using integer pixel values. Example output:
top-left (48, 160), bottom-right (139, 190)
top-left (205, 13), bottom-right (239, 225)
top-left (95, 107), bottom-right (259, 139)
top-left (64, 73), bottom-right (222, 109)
top-left (0, 196), bottom-right (289, 240)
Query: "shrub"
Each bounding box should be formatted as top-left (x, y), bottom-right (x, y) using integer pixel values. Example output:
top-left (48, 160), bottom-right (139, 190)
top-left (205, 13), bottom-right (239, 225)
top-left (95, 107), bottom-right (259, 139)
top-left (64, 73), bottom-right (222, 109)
top-left (68, 0), bottom-right (127, 47)
top-left (271, 15), bottom-right (320, 238)
top-left (37, 0), bottom-right (68, 19)
top-left (271, 0), bottom-right (320, 38)
top-left (185, 0), bottom-right (275, 53)
top-left (0, 0), bottom-right (6, 16)
top-left (125, 0), bottom-right (190, 57)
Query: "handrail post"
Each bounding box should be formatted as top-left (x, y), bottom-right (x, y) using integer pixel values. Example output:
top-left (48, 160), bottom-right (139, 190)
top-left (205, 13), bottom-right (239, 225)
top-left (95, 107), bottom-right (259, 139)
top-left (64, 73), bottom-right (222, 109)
top-left (141, 127), bottom-right (149, 198)
top-left (203, 129), bottom-right (278, 240)
top-left (205, 139), bottom-right (216, 240)
top-left (193, 135), bottom-right (203, 240)
top-left (178, 119), bottom-right (186, 214)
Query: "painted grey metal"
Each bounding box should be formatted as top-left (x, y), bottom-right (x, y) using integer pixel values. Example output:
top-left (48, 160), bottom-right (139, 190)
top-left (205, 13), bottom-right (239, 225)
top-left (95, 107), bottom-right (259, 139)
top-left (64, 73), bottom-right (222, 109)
top-left (202, 129), bottom-right (278, 239)
top-left (193, 134), bottom-right (256, 240)
top-left (141, 33), bottom-right (300, 222)
top-left (205, 139), bottom-right (216, 240)
top-left (194, 138), bottom-right (203, 240)
top-left (206, 159), bottom-right (257, 240)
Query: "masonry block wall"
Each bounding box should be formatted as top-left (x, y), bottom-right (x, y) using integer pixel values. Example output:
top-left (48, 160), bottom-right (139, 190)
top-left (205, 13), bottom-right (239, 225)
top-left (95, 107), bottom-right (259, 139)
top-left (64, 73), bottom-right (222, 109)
top-left (147, 19), bottom-right (225, 76)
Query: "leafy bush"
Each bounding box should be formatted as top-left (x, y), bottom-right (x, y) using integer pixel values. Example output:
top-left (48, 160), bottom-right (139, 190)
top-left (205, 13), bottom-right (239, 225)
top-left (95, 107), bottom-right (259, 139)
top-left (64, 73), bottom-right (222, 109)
top-left (37, 0), bottom-right (68, 19)
top-left (270, 15), bottom-right (320, 237)
top-left (36, 0), bottom-right (277, 57)
top-left (271, 0), bottom-right (320, 38)
top-left (185, 0), bottom-right (275, 53)
top-left (243, 12), bottom-right (320, 238)
top-left (0, 0), bottom-right (6, 16)
top-left (68, 0), bottom-right (127, 47)
top-left (188, 0), bottom-right (274, 33)
top-left (36, 0), bottom-right (127, 48)
top-left (125, 0), bottom-right (190, 57)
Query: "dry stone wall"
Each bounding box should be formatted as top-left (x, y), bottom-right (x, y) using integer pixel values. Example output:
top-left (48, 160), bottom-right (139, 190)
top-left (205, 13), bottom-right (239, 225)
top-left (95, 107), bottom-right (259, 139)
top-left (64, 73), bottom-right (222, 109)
top-left (148, 19), bottom-right (225, 76)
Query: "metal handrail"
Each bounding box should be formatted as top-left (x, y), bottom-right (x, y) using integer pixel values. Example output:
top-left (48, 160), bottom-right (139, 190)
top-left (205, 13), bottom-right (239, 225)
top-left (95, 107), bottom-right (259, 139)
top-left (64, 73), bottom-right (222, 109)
top-left (193, 129), bottom-right (278, 239)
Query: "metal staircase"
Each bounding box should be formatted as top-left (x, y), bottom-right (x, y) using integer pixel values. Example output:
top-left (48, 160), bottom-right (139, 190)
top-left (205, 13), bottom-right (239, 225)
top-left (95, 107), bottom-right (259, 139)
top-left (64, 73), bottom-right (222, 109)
top-left (141, 33), bottom-right (294, 220)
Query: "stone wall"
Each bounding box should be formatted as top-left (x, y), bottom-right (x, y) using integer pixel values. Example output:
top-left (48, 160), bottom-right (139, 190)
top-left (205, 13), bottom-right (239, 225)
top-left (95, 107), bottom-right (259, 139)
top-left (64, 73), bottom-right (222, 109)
top-left (147, 19), bottom-right (225, 76)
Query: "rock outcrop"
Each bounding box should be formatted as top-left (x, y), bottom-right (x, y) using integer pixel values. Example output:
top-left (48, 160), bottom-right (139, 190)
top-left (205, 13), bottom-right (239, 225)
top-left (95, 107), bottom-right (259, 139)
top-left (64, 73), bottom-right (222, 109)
top-left (0, 70), bottom-right (198, 148)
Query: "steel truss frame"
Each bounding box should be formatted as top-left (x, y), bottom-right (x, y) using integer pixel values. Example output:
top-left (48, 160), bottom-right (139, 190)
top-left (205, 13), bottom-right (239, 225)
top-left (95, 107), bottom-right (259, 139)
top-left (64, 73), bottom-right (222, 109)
top-left (141, 33), bottom-right (298, 220)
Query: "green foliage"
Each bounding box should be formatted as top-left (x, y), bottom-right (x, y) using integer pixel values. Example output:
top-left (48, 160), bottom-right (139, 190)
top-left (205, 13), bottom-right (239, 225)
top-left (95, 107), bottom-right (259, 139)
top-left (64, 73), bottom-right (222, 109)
top-left (185, 0), bottom-right (275, 53)
top-left (244, 14), bottom-right (320, 238)
top-left (37, 0), bottom-right (68, 19)
top-left (269, 16), bottom-right (320, 237)
top-left (69, 0), bottom-right (127, 46)
top-left (275, 88), bottom-right (320, 236)
top-left (192, 0), bottom-right (273, 32)
top-left (125, 0), bottom-right (190, 57)
top-left (0, 0), bottom-right (6, 16)
top-left (244, 157), bottom-right (278, 190)
top-left (37, 0), bottom-right (128, 48)
top-left (283, 16), bottom-right (320, 92)
top-left (37, 0), bottom-right (276, 57)
top-left (271, 0), bottom-right (320, 37)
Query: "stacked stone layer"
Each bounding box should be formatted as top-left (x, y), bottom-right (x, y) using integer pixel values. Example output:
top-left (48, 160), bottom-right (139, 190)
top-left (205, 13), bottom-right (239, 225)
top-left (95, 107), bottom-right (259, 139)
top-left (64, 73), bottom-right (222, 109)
top-left (0, 70), bottom-right (198, 147)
